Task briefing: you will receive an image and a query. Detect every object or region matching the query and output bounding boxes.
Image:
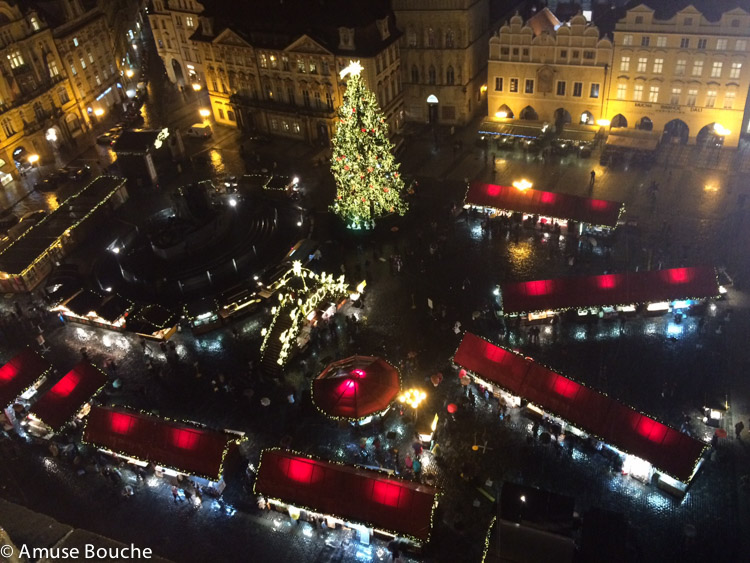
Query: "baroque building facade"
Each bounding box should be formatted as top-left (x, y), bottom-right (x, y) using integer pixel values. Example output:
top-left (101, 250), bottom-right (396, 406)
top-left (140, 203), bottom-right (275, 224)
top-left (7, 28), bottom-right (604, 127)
top-left (148, 0), bottom-right (403, 145)
top-left (393, 0), bottom-right (494, 126)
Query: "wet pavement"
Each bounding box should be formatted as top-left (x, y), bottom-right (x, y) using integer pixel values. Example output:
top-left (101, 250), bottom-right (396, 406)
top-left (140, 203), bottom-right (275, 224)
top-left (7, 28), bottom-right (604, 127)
top-left (2, 35), bottom-right (750, 563)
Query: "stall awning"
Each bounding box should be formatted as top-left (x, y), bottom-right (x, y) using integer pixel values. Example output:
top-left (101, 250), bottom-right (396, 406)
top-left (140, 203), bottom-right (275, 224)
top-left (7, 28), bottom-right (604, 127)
top-left (501, 267), bottom-right (719, 315)
top-left (29, 363), bottom-right (107, 432)
top-left (479, 120), bottom-right (547, 138)
top-left (0, 349), bottom-right (51, 409)
top-left (606, 131), bottom-right (659, 151)
top-left (557, 126), bottom-right (597, 143)
top-left (466, 182), bottom-right (623, 227)
top-left (83, 406), bottom-right (234, 480)
top-left (453, 333), bottom-right (707, 483)
top-left (255, 449), bottom-right (440, 542)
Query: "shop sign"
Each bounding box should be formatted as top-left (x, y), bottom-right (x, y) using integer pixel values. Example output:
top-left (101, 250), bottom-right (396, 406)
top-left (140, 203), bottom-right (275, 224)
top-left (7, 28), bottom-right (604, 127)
top-left (634, 102), bottom-right (652, 108)
top-left (690, 107), bottom-right (702, 112)
top-left (657, 104), bottom-right (682, 113)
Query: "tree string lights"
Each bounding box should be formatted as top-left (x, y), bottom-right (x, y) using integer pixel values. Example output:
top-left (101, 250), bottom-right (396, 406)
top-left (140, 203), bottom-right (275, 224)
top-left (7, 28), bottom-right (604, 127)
top-left (330, 60), bottom-right (408, 229)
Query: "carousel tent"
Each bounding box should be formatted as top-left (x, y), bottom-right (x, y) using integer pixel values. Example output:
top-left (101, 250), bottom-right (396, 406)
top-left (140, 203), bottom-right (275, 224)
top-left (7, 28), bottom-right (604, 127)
top-left (453, 333), bottom-right (707, 483)
top-left (312, 355), bottom-right (401, 419)
top-left (255, 449), bottom-right (439, 542)
top-left (0, 349), bottom-right (51, 409)
top-left (500, 267), bottom-right (719, 315)
top-left (29, 363), bottom-right (107, 433)
top-left (83, 406), bottom-right (233, 480)
top-left (465, 182), bottom-right (622, 227)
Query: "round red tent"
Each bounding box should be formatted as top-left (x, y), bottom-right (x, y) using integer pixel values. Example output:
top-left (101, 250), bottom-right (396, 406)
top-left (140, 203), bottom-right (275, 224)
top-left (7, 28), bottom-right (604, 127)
top-left (312, 356), bottom-right (401, 420)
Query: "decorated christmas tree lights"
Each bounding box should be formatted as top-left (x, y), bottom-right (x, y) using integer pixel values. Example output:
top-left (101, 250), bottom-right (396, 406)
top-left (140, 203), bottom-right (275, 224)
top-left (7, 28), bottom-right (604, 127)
top-left (330, 61), bottom-right (408, 229)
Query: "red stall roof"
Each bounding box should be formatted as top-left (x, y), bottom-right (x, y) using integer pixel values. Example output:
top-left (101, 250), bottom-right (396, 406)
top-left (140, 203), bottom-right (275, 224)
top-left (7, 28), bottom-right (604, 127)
top-left (466, 182), bottom-right (623, 227)
top-left (83, 406), bottom-right (233, 480)
top-left (0, 349), bottom-right (51, 409)
top-left (29, 363), bottom-right (108, 432)
top-left (501, 267), bottom-right (719, 315)
top-left (255, 449), bottom-right (440, 542)
top-left (453, 333), bottom-right (707, 482)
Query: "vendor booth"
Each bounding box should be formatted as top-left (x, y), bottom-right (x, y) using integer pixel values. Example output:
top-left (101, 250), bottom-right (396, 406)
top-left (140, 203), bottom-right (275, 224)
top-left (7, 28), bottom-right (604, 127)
top-left (312, 355), bottom-right (401, 424)
top-left (254, 449), bottom-right (440, 547)
top-left (184, 297), bottom-right (221, 334)
top-left (26, 362), bottom-right (107, 438)
top-left (52, 289), bottom-right (133, 331)
top-left (465, 182), bottom-right (623, 237)
top-left (1, 349), bottom-right (52, 429)
top-left (453, 333), bottom-right (707, 496)
top-left (83, 406), bottom-right (236, 495)
top-left (499, 266), bottom-right (719, 322)
top-left (127, 304), bottom-right (178, 341)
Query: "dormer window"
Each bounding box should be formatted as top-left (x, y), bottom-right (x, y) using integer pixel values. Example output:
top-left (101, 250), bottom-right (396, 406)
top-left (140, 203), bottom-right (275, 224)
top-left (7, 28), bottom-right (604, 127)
top-left (376, 17), bottom-right (390, 40)
top-left (338, 27), bottom-right (354, 50)
top-left (29, 17), bottom-right (40, 31)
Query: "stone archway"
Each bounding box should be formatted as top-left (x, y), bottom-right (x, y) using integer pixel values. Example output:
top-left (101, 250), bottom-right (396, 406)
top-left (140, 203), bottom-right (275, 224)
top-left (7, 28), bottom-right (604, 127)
top-left (610, 114), bottom-right (628, 128)
top-left (637, 116), bottom-right (653, 131)
top-left (580, 111), bottom-right (594, 125)
top-left (426, 94), bottom-right (439, 124)
top-left (696, 123), bottom-right (724, 147)
top-left (495, 104), bottom-right (513, 119)
top-left (519, 106), bottom-right (538, 120)
top-left (554, 108), bottom-right (572, 124)
top-left (663, 119), bottom-right (689, 144)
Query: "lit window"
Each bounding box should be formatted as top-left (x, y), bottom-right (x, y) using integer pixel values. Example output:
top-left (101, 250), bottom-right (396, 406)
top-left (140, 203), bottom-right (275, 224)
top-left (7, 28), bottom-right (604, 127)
top-left (730, 62), bottom-right (742, 79)
top-left (692, 60), bottom-right (703, 76)
top-left (186, 16), bottom-right (194, 28)
top-left (590, 83), bottom-right (600, 98)
top-left (620, 56), bottom-right (630, 71)
top-left (7, 50), bottom-right (24, 68)
top-left (724, 91), bottom-right (736, 108)
top-left (735, 39), bottom-right (747, 51)
top-left (686, 89), bottom-right (697, 106)
top-left (653, 58), bottom-right (663, 73)
top-left (509, 78), bottom-right (518, 92)
top-left (697, 39), bottom-right (707, 49)
top-left (293, 123), bottom-right (301, 133)
top-left (70, 63), bottom-right (77, 76)
top-left (675, 59), bottom-right (686, 75)
top-left (656, 36), bottom-right (667, 47)
top-left (637, 57), bottom-right (647, 72)
top-left (622, 34), bottom-right (633, 46)
top-left (648, 86), bottom-right (659, 102)
top-left (572, 82), bottom-right (582, 97)
top-left (716, 39), bottom-right (727, 50)
top-left (88, 52), bottom-right (94, 63)
top-left (711, 62), bottom-right (723, 77)
top-left (270, 54), bottom-right (277, 69)
top-left (670, 88), bottom-right (681, 105)
top-left (616, 83), bottom-right (627, 99)
top-left (73, 37), bottom-right (79, 47)
top-left (80, 58), bottom-right (86, 70)
top-left (705, 90), bottom-right (716, 108)
top-left (30, 17), bottom-right (40, 31)
top-left (641, 36), bottom-right (650, 47)
top-left (259, 54), bottom-right (267, 68)
top-left (49, 59), bottom-right (59, 77)
top-left (95, 74), bottom-right (101, 85)
top-left (633, 84), bottom-right (643, 101)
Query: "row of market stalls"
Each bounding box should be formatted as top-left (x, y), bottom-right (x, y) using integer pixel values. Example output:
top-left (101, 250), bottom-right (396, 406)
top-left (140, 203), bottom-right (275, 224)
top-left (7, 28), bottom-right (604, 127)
top-left (453, 333), bottom-right (708, 497)
top-left (478, 120), bottom-right (598, 157)
top-left (498, 266), bottom-right (721, 323)
top-left (464, 181), bottom-right (624, 237)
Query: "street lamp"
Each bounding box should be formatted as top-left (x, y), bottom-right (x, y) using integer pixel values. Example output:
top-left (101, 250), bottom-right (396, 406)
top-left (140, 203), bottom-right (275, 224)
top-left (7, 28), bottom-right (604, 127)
top-left (192, 83), bottom-right (202, 91)
top-left (512, 179), bottom-right (533, 191)
top-left (399, 388), bottom-right (427, 421)
top-left (199, 108), bottom-right (211, 120)
top-left (495, 111), bottom-right (508, 119)
top-left (125, 69), bottom-right (134, 79)
top-left (93, 108), bottom-right (104, 117)
top-left (27, 154), bottom-right (39, 165)
top-left (713, 123), bottom-right (730, 137)
top-left (596, 119), bottom-right (610, 127)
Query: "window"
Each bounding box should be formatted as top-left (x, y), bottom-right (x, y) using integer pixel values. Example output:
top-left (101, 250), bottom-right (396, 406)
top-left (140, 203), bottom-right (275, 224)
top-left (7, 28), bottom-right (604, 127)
top-left (30, 16), bottom-right (40, 31)
top-left (282, 55), bottom-right (290, 71)
top-left (687, 88), bottom-right (697, 106)
top-left (293, 123), bottom-right (301, 134)
top-left (309, 61), bottom-right (317, 74)
top-left (675, 59), bottom-right (686, 75)
top-left (716, 39), bottom-right (727, 50)
top-left (326, 92), bottom-right (333, 110)
top-left (426, 27), bottom-right (435, 47)
top-left (641, 36), bottom-right (650, 47)
top-left (572, 50), bottom-right (580, 58)
top-left (48, 59), bottom-right (59, 77)
top-left (270, 55), bottom-right (278, 69)
top-left (95, 74), bottom-right (101, 85)
top-left (635, 16), bottom-right (643, 24)
top-left (297, 58), bottom-right (305, 73)
top-left (670, 88), bottom-right (681, 105)
top-left (583, 50), bottom-right (595, 60)
top-left (282, 121), bottom-right (290, 132)
top-left (186, 16), bottom-right (194, 28)
top-left (303, 89), bottom-right (310, 107)
top-left (447, 66), bottom-right (455, 85)
top-left (227, 110), bottom-right (235, 121)
top-left (633, 84), bottom-right (643, 101)
top-left (652, 58), bottom-right (663, 73)
top-left (445, 29), bottom-right (454, 48)
top-left (616, 83), bottom-right (627, 99)
top-left (58, 87), bottom-right (69, 104)
top-left (70, 63), bottom-right (77, 76)
top-left (428, 65), bottom-right (436, 85)
top-left (731, 19), bottom-right (740, 27)
top-left (218, 108), bottom-right (224, 119)
top-left (495, 77), bottom-right (503, 91)
top-left (88, 52), bottom-right (94, 63)
top-left (711, 62), bottom-right (723, 77)
top-left (559, 49), bottom-right (567, 58)
top-left (501, 47), bottom-right (509, 56)
top-left (509, 78), bottom-right (518, 92)
top-left (680, 38), bottom-right (690, 48)
top-left (212, 79), bottom-right (218, 92)
top-left (556, 80), bottom-right (566, 96)
top-left (648, 86), bottom-right (659, 102)
top-left (73, 37), bottom-right (79, 47)
top-left (705, 90), bottom-right (716, 107)
top-left (572, 82), bottom-right (582, 97)
top-left (80, 57), bottom-right (86, 70)
top-left (522, 48), bottom-right (529, 57)
top-left (637, 57), bottom-right (647, 72)
top-left (2, 118), bottom-right (14, 137)
top-left (322, 61), bottom-right (329, 75)
top-left (724, 91), bottom-right (736, 108)
top-left (314, 91), bottom-right (321, 108)
top-left (286, 87), bottom-right (296, 105)
top-left (735, 39), bottom-right (747, 51)
top-left (620, 56), bottom-right (630, 71)
top-left (692, 60), bottom-right (703, 76)
top-left (590, 83), bottom-right (600, 98)
top-left (684, 17), bottom-right (693, 25)
top-left (259, 54), bottom-right (267, 68)
top-left (512, 48), bottom-right (519, 56)
top-left (158, 39), bottom-right (164, 49)
top-left (270, 119), bottom-right (278, 130)
top-left (407, 29), bottom-right (416, 47)
top-left (623, 34), bottom-right (633, 46)
top-left (730, 62), bottom-right (742, 79)
top-left (698, 38), bottom-right (707, 49)
top-left (657, 36), bottom-right (667, 47)
top-left (7, 50), bottom-right (23, 68)
top-left (412, 66), bottom-right (419, 83)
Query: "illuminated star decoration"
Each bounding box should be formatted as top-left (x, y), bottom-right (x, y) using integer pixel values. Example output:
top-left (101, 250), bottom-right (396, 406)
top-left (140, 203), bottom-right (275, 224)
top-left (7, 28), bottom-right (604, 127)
top-left (339, 60), bottom-right (363, 79)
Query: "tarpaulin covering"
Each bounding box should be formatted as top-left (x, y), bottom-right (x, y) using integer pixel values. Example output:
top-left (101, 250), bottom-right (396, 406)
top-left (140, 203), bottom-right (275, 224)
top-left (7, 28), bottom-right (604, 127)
top-left (501, 267), bottom-right (719, 315)
top-left (466, 182), bottom-right (622, 227)
top-left (313, 356), bottom-right (400, 419)
top-left (453, 333), bottom-right (707, 482)
top-left (255, 449), bottom-right (439, 541)
top-left (29, 363), bottom-right (107, 432)
top-left (83, 406), bottom-right (233, 480)
top-left (0, 349), bottom-right (51, 409)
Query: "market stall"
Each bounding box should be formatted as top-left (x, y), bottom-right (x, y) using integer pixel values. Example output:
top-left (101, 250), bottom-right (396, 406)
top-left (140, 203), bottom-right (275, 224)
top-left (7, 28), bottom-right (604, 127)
top-left (51, 289), bottom-right (133, 331)
top-left (127, 304), bottom-right (178, 341)
top-left (184, 297), bottom-right (220, 334)
top-left (312, 355), bottom-right (401, 424)
top-left (83, 406), bottom-right (236, 495)
top-left (1, 349), bottom-right (52, 430)
top-left (254, 449), bottom-right (440, 546)
top-left (453, 333), bottom-right (707, 496)
top-left (26, 362), bottom-right (107, 438)
top-left (465, 181), bottom-right (623, 237)
top-left (499, 266), bottom-right (719, 322)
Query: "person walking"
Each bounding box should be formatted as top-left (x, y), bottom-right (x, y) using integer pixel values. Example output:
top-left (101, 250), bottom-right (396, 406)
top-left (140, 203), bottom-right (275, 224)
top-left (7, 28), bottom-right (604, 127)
top-left (735, 420), bottom-right (745, 440)
top-left (171, 486), bottom-right (182, 503)
top-left (589, 170), bottom-right (596, 188)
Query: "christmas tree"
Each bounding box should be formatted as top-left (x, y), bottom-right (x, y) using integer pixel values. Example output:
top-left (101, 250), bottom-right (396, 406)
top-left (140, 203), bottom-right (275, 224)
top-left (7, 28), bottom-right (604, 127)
top-left (330, 61), bottom-right (408, 229)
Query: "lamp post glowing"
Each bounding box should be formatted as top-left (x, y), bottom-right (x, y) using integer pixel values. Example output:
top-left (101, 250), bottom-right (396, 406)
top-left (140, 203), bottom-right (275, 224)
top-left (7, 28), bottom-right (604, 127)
top-left (192, 82), bottom-right (202, 91)
top-left (28, 154), bottom-right (39, 165)
top-left (512, 179), bottom-right (533, 191)
top-left (596, 119), bottom-right (610, 127)
top-left (399, 388), bottom-right (426, 421)
top-left (93, 108), bottom-right (104, 117)
top-left (199, 108), bottom-right (211, 121)
top-left (125, 69), bottom-right (134, 78)
top-left (713, 123), bottom-right (730, 137)
top-left (495, 111), bottom-right (508, 119)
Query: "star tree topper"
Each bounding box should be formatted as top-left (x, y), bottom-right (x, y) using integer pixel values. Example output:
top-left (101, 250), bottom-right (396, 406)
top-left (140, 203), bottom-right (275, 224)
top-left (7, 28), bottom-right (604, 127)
top-left (340, 60), bottom-right (363, 79)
